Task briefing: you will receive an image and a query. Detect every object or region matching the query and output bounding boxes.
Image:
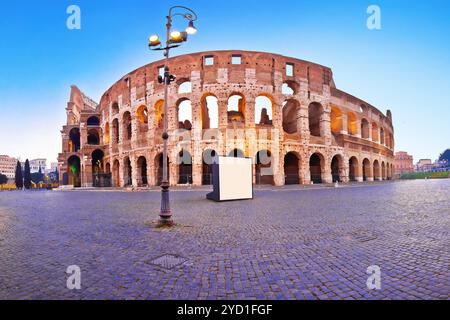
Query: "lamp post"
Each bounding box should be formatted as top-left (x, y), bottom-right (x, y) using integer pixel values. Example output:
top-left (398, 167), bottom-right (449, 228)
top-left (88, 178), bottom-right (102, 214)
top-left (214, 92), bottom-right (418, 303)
top-left (148, 6), bottom-right (198, 226)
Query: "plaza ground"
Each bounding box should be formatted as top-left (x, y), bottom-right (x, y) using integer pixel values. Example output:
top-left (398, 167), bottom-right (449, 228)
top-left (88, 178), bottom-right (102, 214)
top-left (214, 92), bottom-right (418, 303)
top-left (0, 180), bottom-right (448, 300)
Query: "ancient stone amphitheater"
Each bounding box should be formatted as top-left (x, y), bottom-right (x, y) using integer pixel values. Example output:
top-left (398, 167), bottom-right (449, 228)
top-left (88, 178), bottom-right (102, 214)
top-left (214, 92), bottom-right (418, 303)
top-left (58, 50), bottom-right (395, 188)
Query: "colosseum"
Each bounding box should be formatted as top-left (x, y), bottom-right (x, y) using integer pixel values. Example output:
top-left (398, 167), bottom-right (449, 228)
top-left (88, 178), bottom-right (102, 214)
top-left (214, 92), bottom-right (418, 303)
top-left (58, 50), bottom-right (395, 188)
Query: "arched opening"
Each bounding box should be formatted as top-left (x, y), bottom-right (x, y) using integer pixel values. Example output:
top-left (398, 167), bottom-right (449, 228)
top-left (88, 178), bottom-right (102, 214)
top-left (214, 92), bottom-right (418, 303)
top-left (87, 129), bottom-right (100, 145)
top-left (136, 105), bottom-right (148, 133)
top-left (309, 153), bottom-right (323, 184)
top-left (136, 156), bottom-right (148, 187)
top-left (69, 128), bottom-right (80, 152)
top-left (112, 102), bottom-right (119, 115)
top-left (178, 150), bottom-right (193, 184)
top-left (112, 119), bottom-right (119, 144)
top-left (363, 158), bottom-right (371, 181)
top-left (123, 157), bottom-right (132, 186)
top-left (155, 153), bottom-right (169, 186)
top-left (331, 155), bottom-right (343, 182)
top-left (255, 150), bottom-right (274, 185)
top-left (177, 99), bottom-right (192, 130)
top-left (282, 99), bottom-right (299, 134)
top-left (255, 95), bottom-right (273, 125)
top-left (122, 112), bottom-right (132, 141)
top-left (349, 157), bottom-right (359, 181)
top-left (154, 100), bottom-right (164, 129)
top-left (201, 94), bottom-right (219, 129)
top-left (284, 152), bottom-right (300, 185)
top-left (92, 149), bottom-right (108, 187)
top-left (361, 119), bottom-right (370, 139)
top-left (373, 160), bottom-right (381, 180)
top-left (202, 149), bottom-right (217, 185)
top-left (330, 107), bottom-right (343, 135)
top-left (380, 128), bottom-right (385, 145)
top-left (371, 122), bottom-right (379, 142)
top-left (87, 116), bottom-right (100, 126)
top-left (281, 82), bottom-right (295, 95)
top-left (227, 94), bottom-right (245, 124)
top-left (178, 80), bottom-right (192, 94)
top-left (381, 161), bottom-right (386, 180)
top-left (228, 149), bottom-right (245, 158)
top-left (112, 159), bottom-right (120, 187)
top-left (308, 102), bottom-right (323, 137)
top-left (104, 122), bottom-right (110, 144)
top-left (347, 112), bottom-right (358, 135)
top-left (105, 162), bottom-right (111, 174)
top-left (67, 155), bottom-right (81, 187)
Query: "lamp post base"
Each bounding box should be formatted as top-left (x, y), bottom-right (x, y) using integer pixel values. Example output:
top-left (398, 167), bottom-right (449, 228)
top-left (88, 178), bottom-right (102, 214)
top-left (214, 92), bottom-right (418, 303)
top-left (158, 182), bottom-right (173, 227)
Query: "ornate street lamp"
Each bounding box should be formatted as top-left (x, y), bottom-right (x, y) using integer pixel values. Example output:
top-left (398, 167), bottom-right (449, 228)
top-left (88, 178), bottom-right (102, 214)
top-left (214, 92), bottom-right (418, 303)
top-left (148, 6), bottom-right (198, 226)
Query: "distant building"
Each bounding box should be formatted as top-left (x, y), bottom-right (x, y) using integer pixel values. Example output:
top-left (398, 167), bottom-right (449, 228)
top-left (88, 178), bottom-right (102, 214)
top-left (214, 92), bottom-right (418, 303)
top-left (45, 162), bottom-right (58, 174)
top-left (394, 151), bottom-right (414, 175)
top-left (21, 159), bottom-right (47, 174)
top-left (0, 155), bottom-right (17, 180)
top-left (416, 159), bottom-right (433, 172)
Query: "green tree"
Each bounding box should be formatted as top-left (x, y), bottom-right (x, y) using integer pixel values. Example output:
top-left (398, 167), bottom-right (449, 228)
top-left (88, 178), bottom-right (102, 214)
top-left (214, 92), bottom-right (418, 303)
top-left (0, 173), bottom-right (8, 185)
top-left (24, 159), bottom-right (32, 189)
top-left (15, 161), bottom-right (23, 189)
top-left (439, 149), bottom-right (450, 163)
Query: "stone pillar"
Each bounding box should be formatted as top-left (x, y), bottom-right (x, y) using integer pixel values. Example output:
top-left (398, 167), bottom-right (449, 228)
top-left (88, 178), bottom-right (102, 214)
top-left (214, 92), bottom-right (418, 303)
top-left (298, 102), bottom-right (310, 144)
top-left (367, 122), bottom-right (373, 141)
top-left (131, 155), bottom-right (138, 187)
top-left (245, 97), bottom-right (256, 129)
top-left (218, 98), bottom-right (228, 130)
top-left (118, 158), bottom-right (124, 187)
top-left (323, 157), bottom-right (333, 184)
top-left (301, 157), bottom-right (311, 185)
top-left (146, 154), bottom-right (155, 187)
top-left (321, 109), bottom-right (332, 146)
top-left (341, 157), bottom-right (349, 183)
top-left (355, 119), bottom-right (362, 138)
top-left (341, 113), bottom-right (348, 135)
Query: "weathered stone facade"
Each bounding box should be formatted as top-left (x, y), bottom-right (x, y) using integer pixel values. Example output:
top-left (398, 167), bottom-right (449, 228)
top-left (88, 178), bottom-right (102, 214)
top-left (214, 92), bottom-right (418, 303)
top-left (58, 50), bottom-right (395, 188)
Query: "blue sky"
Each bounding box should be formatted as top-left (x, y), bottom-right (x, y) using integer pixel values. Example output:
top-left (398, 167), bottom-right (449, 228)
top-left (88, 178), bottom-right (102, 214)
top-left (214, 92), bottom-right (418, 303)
top-left (0, 0), bottom-right (449, 164)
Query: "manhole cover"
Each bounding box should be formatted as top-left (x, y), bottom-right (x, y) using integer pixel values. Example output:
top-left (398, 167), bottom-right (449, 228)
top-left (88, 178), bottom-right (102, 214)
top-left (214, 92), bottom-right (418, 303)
top-left (147, 254), bottom-right (187, 269)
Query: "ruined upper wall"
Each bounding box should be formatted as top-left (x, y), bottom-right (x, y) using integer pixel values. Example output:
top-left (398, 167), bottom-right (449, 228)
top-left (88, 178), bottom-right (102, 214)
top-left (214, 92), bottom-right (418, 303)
top-left (96, 50), bottom-right (391, 127)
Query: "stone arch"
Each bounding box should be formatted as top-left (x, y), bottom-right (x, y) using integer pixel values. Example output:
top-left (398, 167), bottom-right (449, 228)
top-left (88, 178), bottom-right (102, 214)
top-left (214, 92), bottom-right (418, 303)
top-left (282, 81), bottom-right (298, 95)
top-left (284, 152), bottom-right (300, 185)
top-left (136, 105), bottom-right (148, 133)
top-left (227, 93), bottom-right (245, 124)
top-left (112, 102), bottom-right (119, 115)
top-left (177, 98), bottom-right (192, 130)
top-left (67, 155), bottom-right (81, 188)
top-left (373, 160), bottom-right (381, 180)
top-left (361, 118), bottom-right (370, 139)
top-left (310, 152), bottom-right (325, 184)
top-left (104, 122), bottom-right (110, 144)
top-left (178, 80), bottom-right (192, 94)
top-left (87, 116), bottom-right (100, 126)
top-left (69, 128), bottom-right (80, 152)
top-left (228, 148), bottom-right (245, 158)
top-left (255, 150), bottom-right (274, 185)
top-left (347, 112), bottom-right (358, 135)
top-left (122, 111), bottom-right (132, 141)
top-left (178, 150), bottom-right (193, 184)
top-left (112, 159), bottom-right (120, 187)
top-left (330, 106), bottom-right (343, 135)
top-left (308, 102), bottom-right (323, 137)
top-left (371, 122), bottom-right (379, 142)
top-left (331, 154), bottom-right (344, 182)
top-left (136, 156), bottom-right (148, 187)
top-left (112, 118), bottom-right (119, 144)
top-left (123, 156), bottom-right (132, 186)
top-left (282, 99), bottom-right (300, 134)
top-left (154, 100), bottom-right (164, 129)
top-left (92, 149), bottom-right (104, 187)
top-left (255, 94), bottom-right (273, 125)
top-left (380, 128), bottom-right (385, 145)
top-left (348, 156), bottom-right (360, 181)
top-left (201, 93), bottom-right (219, 129)
top-left (202, 149), bottom-right (217, 185)
top-left (362, 158), bottom-right (372, 181)
top-left (87, 129), bottom-right (100, 145)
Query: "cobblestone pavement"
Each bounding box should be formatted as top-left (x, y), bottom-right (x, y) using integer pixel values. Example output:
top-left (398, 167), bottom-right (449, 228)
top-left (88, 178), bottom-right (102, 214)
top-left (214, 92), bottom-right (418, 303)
top-left (0, 180), bottom-right (449, 300)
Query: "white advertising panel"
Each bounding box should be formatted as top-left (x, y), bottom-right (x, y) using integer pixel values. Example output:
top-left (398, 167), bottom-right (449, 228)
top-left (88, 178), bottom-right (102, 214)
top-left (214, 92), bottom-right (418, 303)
top-left (218, 156), bottom-right (253, 201)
